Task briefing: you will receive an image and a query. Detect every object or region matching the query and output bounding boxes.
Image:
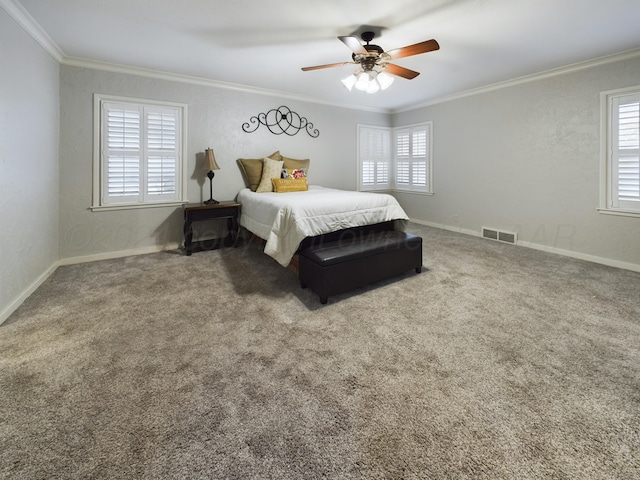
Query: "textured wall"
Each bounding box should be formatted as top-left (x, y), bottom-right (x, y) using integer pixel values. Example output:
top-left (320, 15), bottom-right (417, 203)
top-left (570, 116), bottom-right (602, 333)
top-left (393, 57), bottom-right (640, 269)
top-left (58, 66), bottom-right (389, 260)
top-left (0, 8), bottom-right (60, 320)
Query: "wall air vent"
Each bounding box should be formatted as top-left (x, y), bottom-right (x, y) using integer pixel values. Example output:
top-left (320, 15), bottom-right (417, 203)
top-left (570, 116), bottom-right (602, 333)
top-left (482, 227), bottom-right (517, 245)
top-left (482, 228), bottom-right (498, 240)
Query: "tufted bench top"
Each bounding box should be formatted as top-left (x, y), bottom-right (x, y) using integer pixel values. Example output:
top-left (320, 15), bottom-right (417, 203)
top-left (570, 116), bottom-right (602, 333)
top-left (299, 230), bottom-right (422, 266)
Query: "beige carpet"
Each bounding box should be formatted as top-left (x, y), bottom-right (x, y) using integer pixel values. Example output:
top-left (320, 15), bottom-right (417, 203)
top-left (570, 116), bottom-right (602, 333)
top-left (1, 223), bottom-right (639, 479)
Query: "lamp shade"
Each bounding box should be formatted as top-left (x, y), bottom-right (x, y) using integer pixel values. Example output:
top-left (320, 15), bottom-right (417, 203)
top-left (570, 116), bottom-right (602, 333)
top-left (205, 148), bottom-right (220, 171)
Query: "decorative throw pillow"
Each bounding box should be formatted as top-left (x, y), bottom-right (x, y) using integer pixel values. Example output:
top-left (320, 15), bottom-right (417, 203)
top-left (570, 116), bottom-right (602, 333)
top-left (237, 151), bottom-right (282, 191)
top-left (281, 168), bottom-right (306, 179)
top-left (272, 177), bottom-right (309, 193)
top-left (282, 156), bottom-right (310, 174)
top-left (256, 157), bottom-right (284, 193)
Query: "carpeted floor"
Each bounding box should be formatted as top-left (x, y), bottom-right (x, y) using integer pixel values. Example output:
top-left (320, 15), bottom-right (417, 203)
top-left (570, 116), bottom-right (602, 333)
top-left (1, 223), bottom-right (639, 479)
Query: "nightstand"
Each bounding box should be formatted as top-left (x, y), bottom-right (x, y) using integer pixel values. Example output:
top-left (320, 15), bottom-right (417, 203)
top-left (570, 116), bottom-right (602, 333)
top-left (183, 201), bottom-right (241, 255)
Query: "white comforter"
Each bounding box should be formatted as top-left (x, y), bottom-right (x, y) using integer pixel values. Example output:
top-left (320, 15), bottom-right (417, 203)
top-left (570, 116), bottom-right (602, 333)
top-left (237, 185), bottom-right (409, 266)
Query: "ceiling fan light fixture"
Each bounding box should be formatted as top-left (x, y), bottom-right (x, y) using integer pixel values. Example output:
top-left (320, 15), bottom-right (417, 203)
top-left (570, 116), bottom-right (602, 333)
top-left (377, 71), bottom-right (394, 90)
top-left (341, 74), bottom-right (358, 91)
top-left (354, 71), bottom-right (370, 91)
top-left (366, 80), bottom-right (380, 94)
top-left (365, 71), bottom-right (380, 94)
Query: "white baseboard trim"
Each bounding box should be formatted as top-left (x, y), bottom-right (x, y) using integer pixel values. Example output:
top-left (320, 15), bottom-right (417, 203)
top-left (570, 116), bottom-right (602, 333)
top-left (515, 240), bottom-right (640, 273)
top-left (0, 261), bottom-right (59, 326)
top-left (409, 218), bottom-right (640, 273)
top-left (1, 243), bottom-right (181, 325)
top-left (409, 218), bottom-right (482, 239)
top-left (59, 242), bottom-right (181, 266)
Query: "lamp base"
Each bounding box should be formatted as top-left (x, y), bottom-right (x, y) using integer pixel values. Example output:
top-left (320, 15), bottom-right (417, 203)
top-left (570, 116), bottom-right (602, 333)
top-left (204, 170), bottom-right (219, 205)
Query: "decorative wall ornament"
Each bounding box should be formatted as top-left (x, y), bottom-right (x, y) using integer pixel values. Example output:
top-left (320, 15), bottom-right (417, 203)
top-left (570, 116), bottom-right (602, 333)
top-left (242, 106), bottom-right (319, 137)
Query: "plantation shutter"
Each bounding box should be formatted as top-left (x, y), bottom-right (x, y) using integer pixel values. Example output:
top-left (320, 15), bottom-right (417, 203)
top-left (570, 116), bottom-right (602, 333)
top-left (611, 94), bottom-right (640, 210)
top-left (101, 102), bottom-right (181, 206)
top-left (358, 125), bottom-right (391, 191)
top-left (395, 131), bottom-right (410, 187)
top-left (146, 108), bottom-right (179, 199)
top-left (393, 124), bottom-right (431, 193)
top-left (103, 103), bottom-right (142, 204)
top-left (412, 129), bottom-right (428, 189)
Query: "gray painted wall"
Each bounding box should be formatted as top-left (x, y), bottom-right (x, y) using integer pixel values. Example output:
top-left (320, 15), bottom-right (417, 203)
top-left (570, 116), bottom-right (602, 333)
top-left (0, 8), bottom-right (60, 320)
top-left (393, 57), bottom-right (640, 269)
top-left (58, 66), bottom-right (389, 260)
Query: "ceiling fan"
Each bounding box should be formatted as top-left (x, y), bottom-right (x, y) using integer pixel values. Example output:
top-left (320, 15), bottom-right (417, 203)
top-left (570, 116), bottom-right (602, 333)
top-left (302, 31), bottom-right (439, 92)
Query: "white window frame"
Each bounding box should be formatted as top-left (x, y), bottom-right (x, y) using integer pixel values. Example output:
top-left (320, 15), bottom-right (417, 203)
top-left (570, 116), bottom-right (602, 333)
top-left (599, 86), bottom-right (640, 218)
top-left (92, 94), bottom-right (188, 211)
top-left (357, 122), bottom-right (433, 195)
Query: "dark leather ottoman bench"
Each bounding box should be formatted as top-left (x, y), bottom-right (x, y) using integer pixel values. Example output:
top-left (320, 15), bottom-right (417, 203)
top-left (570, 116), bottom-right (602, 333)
top-left (298, 230), bottom-right (423, 304)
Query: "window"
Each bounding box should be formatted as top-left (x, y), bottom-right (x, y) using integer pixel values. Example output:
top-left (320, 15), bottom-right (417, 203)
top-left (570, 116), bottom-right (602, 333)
top-left (93, 94), bottom-right (188, 210)
top-left (600, 87), bottom-right (640, 217)
top-left (357, 122), bottom-right (433, 194)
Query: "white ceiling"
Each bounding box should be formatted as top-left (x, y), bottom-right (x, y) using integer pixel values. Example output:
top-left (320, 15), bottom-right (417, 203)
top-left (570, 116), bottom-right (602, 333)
top-left (14, 0), bottom-right (640, 112)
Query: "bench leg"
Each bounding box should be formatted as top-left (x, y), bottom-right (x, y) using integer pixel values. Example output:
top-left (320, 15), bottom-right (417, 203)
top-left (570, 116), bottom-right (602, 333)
top-left (319, 295), bottom-right (328, 304)
top-left (416, 266), bottom-right (422, 273)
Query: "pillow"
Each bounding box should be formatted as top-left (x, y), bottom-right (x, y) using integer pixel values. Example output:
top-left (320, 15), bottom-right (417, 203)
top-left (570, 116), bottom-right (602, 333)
top-left (272, 177), bottom-right (309, 193)
top-left (237, 151), bottom-right (282, 191)
top-left (256, 157), bottom-right (284, 193)
top-left (282, 156), bottom-right (310, 174)
top-left (281, 168), bottom-right (306, 179)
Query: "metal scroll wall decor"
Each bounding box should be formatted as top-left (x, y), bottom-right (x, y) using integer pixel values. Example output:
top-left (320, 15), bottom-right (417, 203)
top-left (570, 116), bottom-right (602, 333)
top-left (242, 106), bottom-right (319, 138)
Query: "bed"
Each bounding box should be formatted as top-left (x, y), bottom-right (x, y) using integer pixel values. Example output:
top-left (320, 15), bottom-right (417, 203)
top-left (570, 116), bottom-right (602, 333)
top-left (237, 185), bottom-right (409, 266)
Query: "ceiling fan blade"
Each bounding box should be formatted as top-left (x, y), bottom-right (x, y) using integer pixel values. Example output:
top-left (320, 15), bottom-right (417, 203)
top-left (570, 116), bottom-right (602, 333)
top-left (301, 62), bottom-right (351, 72)
top-left (338, 36), bottom-right (369, 55)
top-left (387, 39), bottom-right (440, 59)
top-left (384, 63), bottom-right (420, 80)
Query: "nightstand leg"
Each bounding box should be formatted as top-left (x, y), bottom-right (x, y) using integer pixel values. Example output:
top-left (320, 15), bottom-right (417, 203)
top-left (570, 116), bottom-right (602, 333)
top-left (184, 218), bottom-right (193, 255)
top-left (228, 216), bottom-right (240, 247)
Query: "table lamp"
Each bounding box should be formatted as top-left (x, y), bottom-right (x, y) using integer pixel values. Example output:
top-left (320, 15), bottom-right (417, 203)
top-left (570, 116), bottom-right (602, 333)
top-left (204, 148), bottom-right (220, 204)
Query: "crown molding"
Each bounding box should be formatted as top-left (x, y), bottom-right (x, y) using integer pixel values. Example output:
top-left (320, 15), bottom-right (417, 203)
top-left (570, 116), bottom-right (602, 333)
top-left (0, 0), bottom-right (64, 61)
top-left (393, 47), bottom-right (640, 114)
top-left (61, 56), bottom-right (390, 114)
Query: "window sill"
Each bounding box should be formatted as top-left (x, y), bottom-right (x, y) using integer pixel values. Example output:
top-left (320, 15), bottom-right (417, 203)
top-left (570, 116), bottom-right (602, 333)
top-left (392, 190), bottom-right (434, 196)
top-left (91, 201), bottom-right (187, 212)
top-left (359, 188), bottom-right (434, 196)
top-left (597, 208), bottom-right (640, 219)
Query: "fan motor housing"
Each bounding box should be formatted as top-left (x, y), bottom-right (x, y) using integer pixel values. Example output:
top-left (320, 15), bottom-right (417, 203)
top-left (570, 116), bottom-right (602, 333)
top-left (352, 31), bottom-right (384, 70)
top-left (353, 44), bottom-right (383, 71)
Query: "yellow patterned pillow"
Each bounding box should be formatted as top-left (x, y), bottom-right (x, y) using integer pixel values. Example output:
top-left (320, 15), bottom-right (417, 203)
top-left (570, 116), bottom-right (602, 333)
top-left (256, 157), bottom-right (284, 192)
top-left (272, 177), bottom-right (309, 193)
